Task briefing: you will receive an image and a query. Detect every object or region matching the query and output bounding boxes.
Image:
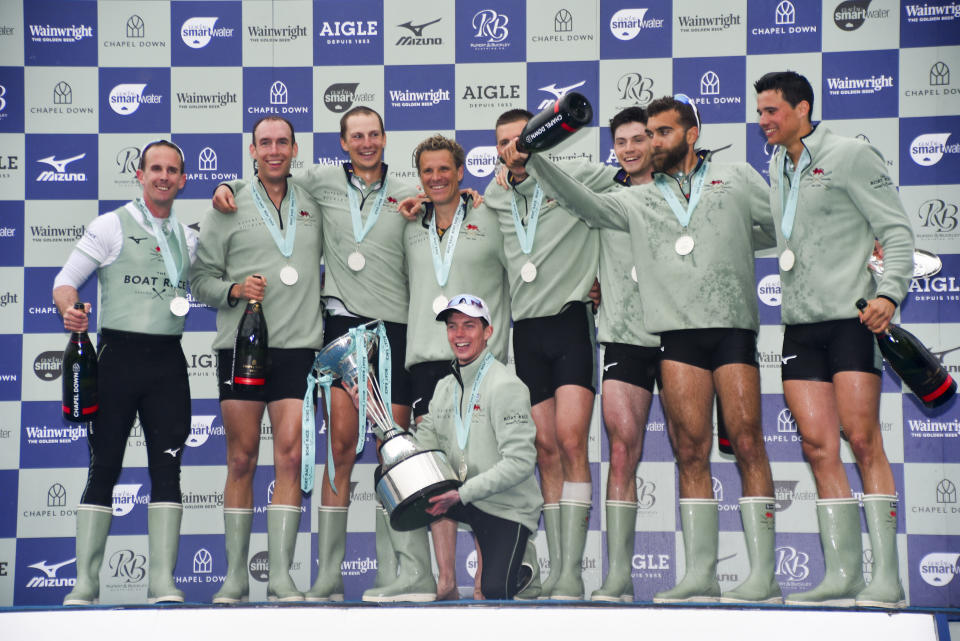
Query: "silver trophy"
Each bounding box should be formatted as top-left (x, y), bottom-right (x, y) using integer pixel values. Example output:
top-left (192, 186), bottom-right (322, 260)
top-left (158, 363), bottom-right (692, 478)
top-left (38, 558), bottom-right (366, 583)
top-left (868, 248), bottom-right (942, 279)
top-left (314, 321), bottom-right (460, 531)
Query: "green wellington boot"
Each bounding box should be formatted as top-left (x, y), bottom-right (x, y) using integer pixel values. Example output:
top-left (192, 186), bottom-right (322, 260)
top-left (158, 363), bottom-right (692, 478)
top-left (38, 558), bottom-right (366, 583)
top-left (362, 525), bottom-right (436, 602)
top-left (305, 506), bottom-right (347, 602)
top-left (63, 504), bottom-right (113, 606)
top-left (212, 508), bottom-right (253, 604)
top-left (721, 497), bottom-right (782, 603)
top-left (785, 498), bottom-right (866, 606)
top-left (590, 500), bottom-right (637, 603)
top-left (537, 504), bottom-right (562, 599)
top-left (549, 500), bottom-right (590, 600)
top-left (653, 499), bottom-right (721, 603)
top-left (372, 504), bottom-right (398, 589)
top-left (147, 503), bottom-right (186, 604)
top-left (856, 495), bottom-right (906, 608)
top-left (515, 538), bottom-right (542, 600)
top-left (266, 504), bottom-right (304, 602)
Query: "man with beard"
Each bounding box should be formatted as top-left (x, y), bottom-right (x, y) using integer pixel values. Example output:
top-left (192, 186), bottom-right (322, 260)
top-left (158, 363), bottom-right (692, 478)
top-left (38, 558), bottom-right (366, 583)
top-left (504, 96), bottom-right (782, 604)
top-left (755, 71), bottom-right (912, 608)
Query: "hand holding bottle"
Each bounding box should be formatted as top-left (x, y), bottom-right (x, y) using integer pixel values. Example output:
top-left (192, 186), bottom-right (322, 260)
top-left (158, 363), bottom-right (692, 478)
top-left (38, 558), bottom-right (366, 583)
top-left (232, 274), bottom-right (266, 302)
top-left (857, 296), bottom-right (895, 333)
top-left (62, 301), bottom-right (91, 332)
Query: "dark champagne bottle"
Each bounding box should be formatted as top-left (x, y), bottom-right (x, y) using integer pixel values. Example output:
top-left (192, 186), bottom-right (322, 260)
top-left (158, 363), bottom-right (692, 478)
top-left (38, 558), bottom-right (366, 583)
top-left (233, 299), bottom-right (268, 387)
top-left (62, 302), bottom-right (98, 422)
top-left (517, 92), bottom-right (593, 153)
top-left (856, 299), bottom-right (956, 408)
top-left (715, 396), bottom-right (734, 455)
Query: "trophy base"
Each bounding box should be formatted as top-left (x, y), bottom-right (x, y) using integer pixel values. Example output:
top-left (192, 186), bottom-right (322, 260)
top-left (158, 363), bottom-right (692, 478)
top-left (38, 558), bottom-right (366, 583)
top-left (375, 450), bottom-right (462, 532)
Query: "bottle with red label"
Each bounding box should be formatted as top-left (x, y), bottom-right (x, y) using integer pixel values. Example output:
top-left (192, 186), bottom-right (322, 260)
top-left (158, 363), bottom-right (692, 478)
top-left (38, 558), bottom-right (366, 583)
top-left (62, 302), bottom-right (98, 422)
top-left (232, 299), bottom-right (268, 388)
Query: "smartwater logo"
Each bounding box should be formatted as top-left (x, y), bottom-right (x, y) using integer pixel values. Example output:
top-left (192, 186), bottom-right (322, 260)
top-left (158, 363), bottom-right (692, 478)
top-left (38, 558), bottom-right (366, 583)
top-left (185, 415), bottom-right (218, 448)
top-left (465, 146), bottom-right (498, 178)
top-left (609, 9), bottom-right (664, 40)
top-left (919, 552), bottom-right (960, 586)
top-left (108, 84), bottom-right (163, 115)
top-left (181, 17), bottom-right (234, 49)
top-left (910, 133), bottom-right (958, 166)
top-left (757, 274), bottom-right (782, 306)
top-left (112, 483), bottom-right (148, 516)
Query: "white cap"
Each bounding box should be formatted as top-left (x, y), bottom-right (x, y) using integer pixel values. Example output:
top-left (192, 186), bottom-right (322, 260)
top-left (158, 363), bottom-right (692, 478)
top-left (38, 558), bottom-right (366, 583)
top-left (435, 293), bottom-right (492, 325)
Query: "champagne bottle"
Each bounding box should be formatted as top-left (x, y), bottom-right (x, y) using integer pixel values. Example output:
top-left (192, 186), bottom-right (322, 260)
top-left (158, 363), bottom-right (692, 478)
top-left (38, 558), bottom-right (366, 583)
top-left (517, 92), bottom-right (593, 153)
top-left (856, 299), bottom-right (956, 408)
top-left (232, 298), bottom-right (268, 388)
top-left (62, 302), bottom-right (98, 422)
top-left (715, 396), bottom-right (734, 455)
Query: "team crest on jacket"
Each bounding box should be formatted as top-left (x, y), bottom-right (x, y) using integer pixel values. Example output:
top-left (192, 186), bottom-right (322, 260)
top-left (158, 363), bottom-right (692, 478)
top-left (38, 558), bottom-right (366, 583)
top-left (463, 222), bottom-right (486, 239)
top-left (705, 178), bottom-right (730, 196)
top-left (296, 207), bottom-right (319, 227)
top-left (807, 167), bottom-right (832, 188)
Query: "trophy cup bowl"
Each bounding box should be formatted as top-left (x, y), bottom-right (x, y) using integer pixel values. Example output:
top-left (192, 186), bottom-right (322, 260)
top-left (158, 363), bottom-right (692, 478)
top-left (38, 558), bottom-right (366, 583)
top-left (318, 322), bottom-right (461, 532)
top-left (868, 248), bottom-right (942, 279)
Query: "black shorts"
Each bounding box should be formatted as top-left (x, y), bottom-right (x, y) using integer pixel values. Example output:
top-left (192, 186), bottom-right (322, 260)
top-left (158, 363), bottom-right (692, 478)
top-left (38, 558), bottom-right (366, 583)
top-left (512, 302), bottom-right (596, 406)
top-left (217, 348), bottom-right (316, 403)
top-left (659, 328), bottom-right (758, 371)
top-left (408, 360), bottom-right (452, 418)
top-left (781, 318), bottom-right (881, 381)
top-left (323, 314), bottom-right (413, 406)
top-left (601, 342), bottom-right (661, 392)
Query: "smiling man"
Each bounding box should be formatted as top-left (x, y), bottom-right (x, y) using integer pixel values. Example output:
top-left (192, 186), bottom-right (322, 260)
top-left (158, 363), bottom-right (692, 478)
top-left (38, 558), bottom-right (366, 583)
top-left (754, 71), bottom-right (913, 608)
top-left (53, 140), bottom-right (197, 605)
top-left (509, 96), bottom-right (782, 604)
top-left (403, 135), bottom-right (511, 600)
top-left (192, 116), bottom-right (324, 603)
top-left (411, 294), bottom-right (542, 600)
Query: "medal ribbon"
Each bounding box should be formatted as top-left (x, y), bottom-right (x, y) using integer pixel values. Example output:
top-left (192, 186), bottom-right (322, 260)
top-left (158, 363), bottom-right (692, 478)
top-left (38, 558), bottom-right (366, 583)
top-left (778, 147), bottom-right (811, 241)
top-left (346, 175), bottom-right (389, 244)
top-left (510, 184), bottom-right (544, 255)
top-left (428, 201), bottom-right (466, 287)
top-left (134, 198), bottom-right (189, 296)
top-left (654, 159), bottom-right (710, 230)
top-left (250, 181), bottom-right (297, 258)
top-left (300, 367), bottom-right (332, 494)
top-left (452, 353), bottom-right (494, 450)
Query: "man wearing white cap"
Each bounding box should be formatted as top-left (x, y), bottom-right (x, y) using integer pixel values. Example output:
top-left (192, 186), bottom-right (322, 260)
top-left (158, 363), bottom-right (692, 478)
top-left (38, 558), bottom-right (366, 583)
top-left (414, 294), bottom-right (543, 599)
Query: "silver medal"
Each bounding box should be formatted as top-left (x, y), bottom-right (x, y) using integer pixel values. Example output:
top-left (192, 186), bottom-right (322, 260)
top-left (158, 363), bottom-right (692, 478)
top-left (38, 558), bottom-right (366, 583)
top-left (779, 248), bottom-right (796, 272)
top-left (631, 265), bottom-right (638, 283)
top-left (280, 265), bottom-right (299, 285)
top-left (675, 234), bottom-right (695, 256)
top-left (458, 457), bottom-right (468, 482)
top-left (169, 296), bottom-right (190, 317)
top-left (348, 251), bottom-right (365, 271)
top-left (520, 260), bottom-right (537, 283)
top-left (432, 295), bottom-right (447, 316)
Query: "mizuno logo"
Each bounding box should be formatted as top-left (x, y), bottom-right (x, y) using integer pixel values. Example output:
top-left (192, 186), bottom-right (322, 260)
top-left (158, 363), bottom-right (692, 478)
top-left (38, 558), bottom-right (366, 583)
top-left (604, 361), bottom-right (619, 372)
top-left (398, 18), bottom-right (441, 36)
top-left (36, 153), bottom-right (86, 173)
top-left (781, 354), bottom-right (798, 364)
top-left (128, 236), bottom-right (148, 244)
top-left (164, 447), bottom-right (181, 457)
top-left (29, 558), bottom-right (76, 578)
top-left (538, 81), bottom-right (586, 100)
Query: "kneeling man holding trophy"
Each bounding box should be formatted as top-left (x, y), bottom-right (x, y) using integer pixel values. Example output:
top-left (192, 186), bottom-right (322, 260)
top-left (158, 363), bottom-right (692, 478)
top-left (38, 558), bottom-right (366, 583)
top-left (337, 294), bottom-right (543, 599)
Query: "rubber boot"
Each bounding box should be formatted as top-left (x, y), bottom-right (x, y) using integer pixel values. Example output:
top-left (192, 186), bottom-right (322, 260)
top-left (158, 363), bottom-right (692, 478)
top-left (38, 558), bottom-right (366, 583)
top-left (212, 508), bottom-right (253, 604)
top-left (653, 499), bottom-right (721, 603)
top-left (785, 498), bottom-right (865, 606)
top-left (305, 506), bottom-right (347, 602)
top-left (549, 500), bottom-right (590, 600)
top-left (266, 504), bottom-right (304, 602)
top-left (590, 500), bottom-right (636, 602)
top-left (63, 504), bottom-right (113, 605)
top-left (721, 497), bottom-right (782, 603)
top-left (515, 538), bottom-right (542, 600)
top-left (856, 495), bottom-right (906, 608)
top-left (147, 503), bottom-right (186, 604)
top-left (362, 525), bottom-right (436, 602)
top-left (372, 504), bottom-right (398, 589)
top-left (537, 504), bottom-right (561, 599)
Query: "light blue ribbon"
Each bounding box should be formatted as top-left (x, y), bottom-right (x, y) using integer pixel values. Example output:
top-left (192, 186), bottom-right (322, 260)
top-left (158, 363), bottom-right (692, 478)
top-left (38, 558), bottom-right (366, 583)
top-left (452, 353), bottom-right (494, 450)
top-left (778, 147), bottom-right (811, 241)
top-left (347, 176), bottom-right (389, 244)
top-left (654, 159), bottom-right (710, 230)
top-left (300, 368), bottom-right (332, 493)
top-left (428, 201), bottom-right (466, 287)
top-left (250, 180), bottom-right (297, 257)
top-left (510, 184), bottom-right (544, 255)
top-left (134, 198), bottom-right (189, 295)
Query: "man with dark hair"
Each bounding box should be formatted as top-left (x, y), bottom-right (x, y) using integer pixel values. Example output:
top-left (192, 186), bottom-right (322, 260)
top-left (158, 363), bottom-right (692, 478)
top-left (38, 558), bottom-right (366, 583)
top-left (404, 134), bottom-right (510, 600)
top-left (483, 108), bottom-right (616, 600)
top-left (506, 95), bottom-right (781, 604)
top-left (589, 106), bottom-right (661, 602)
top-left (755, 70), bottom-right (913, 608)
top-left (53, 140), bottom-right (196, 605)
top-left (406, 294), bottom-right (542, 600)
top-left (193, 116), bottom-right (323, 602)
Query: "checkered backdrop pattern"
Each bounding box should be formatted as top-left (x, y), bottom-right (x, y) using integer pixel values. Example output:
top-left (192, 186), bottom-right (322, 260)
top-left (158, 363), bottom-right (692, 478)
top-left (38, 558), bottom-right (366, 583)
top-left (0, 0), bottom-right (957, 607)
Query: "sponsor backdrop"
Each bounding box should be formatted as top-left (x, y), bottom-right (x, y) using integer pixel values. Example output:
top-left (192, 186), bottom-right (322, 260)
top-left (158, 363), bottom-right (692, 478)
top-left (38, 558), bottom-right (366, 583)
top-left (0, 0), bottom-right (957, 607)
